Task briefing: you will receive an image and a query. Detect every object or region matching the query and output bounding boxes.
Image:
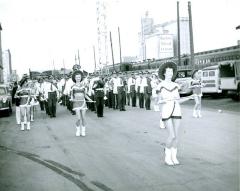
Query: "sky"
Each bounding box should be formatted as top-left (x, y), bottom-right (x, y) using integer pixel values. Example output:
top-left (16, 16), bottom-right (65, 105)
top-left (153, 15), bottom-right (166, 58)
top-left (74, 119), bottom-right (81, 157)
top-left (0, 0), bottom-right (239, 77)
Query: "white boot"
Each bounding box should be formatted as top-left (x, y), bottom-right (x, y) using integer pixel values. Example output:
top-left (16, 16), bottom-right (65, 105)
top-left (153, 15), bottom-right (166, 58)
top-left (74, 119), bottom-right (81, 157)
top-left (171, 147), bottom-right (180, 165)
top-left (16, 107), bottom-right (21, 125)
top-left (81, 126), bottom-right (86, 137)
top-left (30, 114), bottom-right (34, 122)
top-left (21, 122), bottom-right (25, 131)
top-left (165, 148), bottom-right (174, 166)
top-left (159, 119), bottom-right (165, 129)
top-left (193, 109), bottom-right (197, 118)
top-left (26, 122), bottom-right (31, 130)
top-left (197, 110), bottom-right (202, 118)
top-left (76, 126), bottom-right (81, 137)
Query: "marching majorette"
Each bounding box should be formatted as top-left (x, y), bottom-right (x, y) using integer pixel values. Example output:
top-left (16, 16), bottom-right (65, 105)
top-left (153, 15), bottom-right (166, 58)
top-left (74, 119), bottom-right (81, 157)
top-left (190, 70), bottom-right (204, 118)
top-left (158, 62), bottom-right (193, 166)
top-left (16, 74), bottom-right (31, 131)
top-left (71, 70), bottom-right (94, 137)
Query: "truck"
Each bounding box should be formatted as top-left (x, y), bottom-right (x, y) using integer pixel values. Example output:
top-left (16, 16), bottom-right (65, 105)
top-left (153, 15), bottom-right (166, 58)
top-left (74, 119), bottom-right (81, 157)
top-left (218, 60), bottom-right (240, 101)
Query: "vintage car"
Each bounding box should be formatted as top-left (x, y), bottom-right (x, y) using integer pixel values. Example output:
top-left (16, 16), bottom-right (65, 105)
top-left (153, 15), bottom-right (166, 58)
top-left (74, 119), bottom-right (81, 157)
top-left (0, 84), bottom-right (12, 116)
top-left (175, 69), bottom-right (193, 95)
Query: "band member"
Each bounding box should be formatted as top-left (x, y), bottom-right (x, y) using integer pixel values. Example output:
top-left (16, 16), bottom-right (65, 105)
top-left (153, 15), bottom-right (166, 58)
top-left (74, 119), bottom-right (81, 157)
top-left (43, 75), bottom-right (59, 118)
top-left (93, 76), bottom-right (105, 117)
top-left (36, 77), bottom-right (45, 111)
top-left (29, 80), bottom-right (39, 121)
top-left (71, 70), bottom-right (94, 137)
top-left (128, 72), bottom-right (136, 107)
top-left (144, 71), bottom-right (152, 110)
top-left (64, 72), bottom-right (75, 114)
top-left (158, 62), bottom-right (193, 166)
top-left (16, 74), bottom-right (31, 131)
top-left (117, 72), bottom-right (126, 111)
top-left (135, 72), bottom-right (142, 108)
top-left (151, 73), bottom-right (160, 111)
top-left (139, 72), bottom-right (145, 108)
top-left (190, 70), bottom-right (204, 118)
top-left (111, 71), bottom-right (119, 109)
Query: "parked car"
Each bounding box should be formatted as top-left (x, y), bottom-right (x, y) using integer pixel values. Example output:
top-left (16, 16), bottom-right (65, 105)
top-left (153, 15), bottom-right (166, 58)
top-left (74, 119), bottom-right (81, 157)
top-left (0, 84), bottom-right (12, 116)
top-left (175, 69), bottom-right (193, 95)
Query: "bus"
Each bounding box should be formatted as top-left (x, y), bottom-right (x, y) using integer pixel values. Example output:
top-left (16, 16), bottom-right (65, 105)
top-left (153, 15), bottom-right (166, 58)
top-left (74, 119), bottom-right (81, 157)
top-left (219, 60), bottom-right (240, 101)
top-left (201, 65), bottom-right (222, 95)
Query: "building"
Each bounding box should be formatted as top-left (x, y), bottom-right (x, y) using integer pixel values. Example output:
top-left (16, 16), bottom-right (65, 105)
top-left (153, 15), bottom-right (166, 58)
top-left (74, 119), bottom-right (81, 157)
top-left (2, 49), bottom-right (12, 83)
top-left (139, 15), bottom-right (190, 60)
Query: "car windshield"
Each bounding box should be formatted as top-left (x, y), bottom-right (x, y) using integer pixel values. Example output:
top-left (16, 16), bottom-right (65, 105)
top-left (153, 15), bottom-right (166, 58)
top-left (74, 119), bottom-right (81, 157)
top-left (177, 70), bottom-right (192, 78)
top-left (0, 87), bottom-right (6, 95)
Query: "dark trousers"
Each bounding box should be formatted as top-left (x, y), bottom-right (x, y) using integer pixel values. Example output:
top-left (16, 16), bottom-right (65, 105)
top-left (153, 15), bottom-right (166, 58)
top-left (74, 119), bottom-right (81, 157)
top-left (108, 91), bottom-right (113, 108)
top-left (37, 96), bottom-right (45, 111)
top-left (112, 94), bottom-right (118, 109)
top-left (144, 93), bottom-right (151, 110)
top-left (139, 93), bottom-right (144, 108)
top-left (48, 92), bottom-right (57, 117)
top-left (96, 97), bottom-right (104, 117)
top-left (61, 94), bottom-right (67, 106)
top-left (118, 91), bottom-right (126, 110)
top-left (131, 91), bottom-right (137, 107)
top-left (44, 100), bottom-right (49, 115)
top-left (89, 95), bottom-right (96, 111)
top-left (126, 93), bottom-right (131, 105)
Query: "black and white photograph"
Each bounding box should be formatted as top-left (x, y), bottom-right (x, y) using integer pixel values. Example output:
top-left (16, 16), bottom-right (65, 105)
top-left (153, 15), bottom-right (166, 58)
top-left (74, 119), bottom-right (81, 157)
top-left (0, 0), bottom-right (239, 190)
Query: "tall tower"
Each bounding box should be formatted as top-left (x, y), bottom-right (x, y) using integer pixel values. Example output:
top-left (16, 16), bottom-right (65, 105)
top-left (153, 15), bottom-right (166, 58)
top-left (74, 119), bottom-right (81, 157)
top-left (0, 23), bottom-right (3, 83)
top-left (96, 0), bottom-right (109, 69)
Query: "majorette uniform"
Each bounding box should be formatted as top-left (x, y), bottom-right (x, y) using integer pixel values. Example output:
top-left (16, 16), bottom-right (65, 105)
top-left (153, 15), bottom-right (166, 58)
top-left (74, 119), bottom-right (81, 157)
top-left (158, 81), bottom-right (182, 121)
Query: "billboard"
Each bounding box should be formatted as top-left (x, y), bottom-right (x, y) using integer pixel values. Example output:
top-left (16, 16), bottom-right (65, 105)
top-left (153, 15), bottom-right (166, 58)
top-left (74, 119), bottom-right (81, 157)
top-left (159, 34), bottom-right (174, 58)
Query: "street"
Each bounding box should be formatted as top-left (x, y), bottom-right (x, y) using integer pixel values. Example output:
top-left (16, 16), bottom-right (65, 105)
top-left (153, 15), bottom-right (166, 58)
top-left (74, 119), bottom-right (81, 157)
top-left (0, 97), bottom-right (239, 191)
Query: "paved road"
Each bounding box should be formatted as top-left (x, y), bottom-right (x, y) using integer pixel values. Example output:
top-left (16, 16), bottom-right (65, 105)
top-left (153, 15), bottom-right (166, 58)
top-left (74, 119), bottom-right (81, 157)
top-left (0, 98), bottom-right (239, 191)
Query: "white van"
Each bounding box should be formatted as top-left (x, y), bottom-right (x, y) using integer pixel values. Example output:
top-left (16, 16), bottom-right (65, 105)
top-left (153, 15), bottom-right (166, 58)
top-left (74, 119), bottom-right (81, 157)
top-left (201, 65), bottom-right (222, 95)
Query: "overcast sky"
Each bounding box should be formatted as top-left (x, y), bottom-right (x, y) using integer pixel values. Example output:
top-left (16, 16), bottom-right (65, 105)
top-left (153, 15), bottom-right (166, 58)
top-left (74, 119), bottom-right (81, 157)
top-left (0, 0), bottom-right (239, 77)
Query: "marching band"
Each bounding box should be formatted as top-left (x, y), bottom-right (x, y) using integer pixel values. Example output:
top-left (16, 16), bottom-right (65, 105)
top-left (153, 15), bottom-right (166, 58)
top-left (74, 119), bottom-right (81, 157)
top-left (13, 63), bottom-right (196, 166)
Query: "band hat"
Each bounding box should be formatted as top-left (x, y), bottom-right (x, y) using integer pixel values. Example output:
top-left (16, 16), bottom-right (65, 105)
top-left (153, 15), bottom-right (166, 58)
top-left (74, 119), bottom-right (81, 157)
top-left (158, 61), bottom-right (178, 81)
top-left (72, 70), bottom-right (84, 83)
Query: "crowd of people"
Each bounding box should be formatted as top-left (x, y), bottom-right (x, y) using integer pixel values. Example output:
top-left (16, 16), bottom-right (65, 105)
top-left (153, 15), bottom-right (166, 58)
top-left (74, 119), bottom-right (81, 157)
top-left (11, 62), bottom-right (204, 166)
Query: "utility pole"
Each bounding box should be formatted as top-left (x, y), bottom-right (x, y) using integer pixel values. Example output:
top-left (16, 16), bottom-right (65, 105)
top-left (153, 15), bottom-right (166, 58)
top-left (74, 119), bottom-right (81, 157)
top-left (77, 49), bottom-right (81, 67)
top-left (118, 26), bottom-right (122, 63)
top-left (110, 31), bottom-right (115, 70)
top-left (188, 1), bottom-right (195, 69)
top-left (0, 23), bottom-right (3, 83)
top-left (177, 1), bottom-right (181, 66)
top-left (93, 45), bottom-right (97, 72)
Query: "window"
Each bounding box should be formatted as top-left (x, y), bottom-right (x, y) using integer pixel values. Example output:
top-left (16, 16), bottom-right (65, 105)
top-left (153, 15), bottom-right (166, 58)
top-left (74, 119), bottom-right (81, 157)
top-left (209, 71), bottom-right (215, 76)
top-left (219, 63), bottom-right (235, 77)
top-left (0, 87), bottom-right (6, 95)
top-left (203, 72), bottom-right (208, 77)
